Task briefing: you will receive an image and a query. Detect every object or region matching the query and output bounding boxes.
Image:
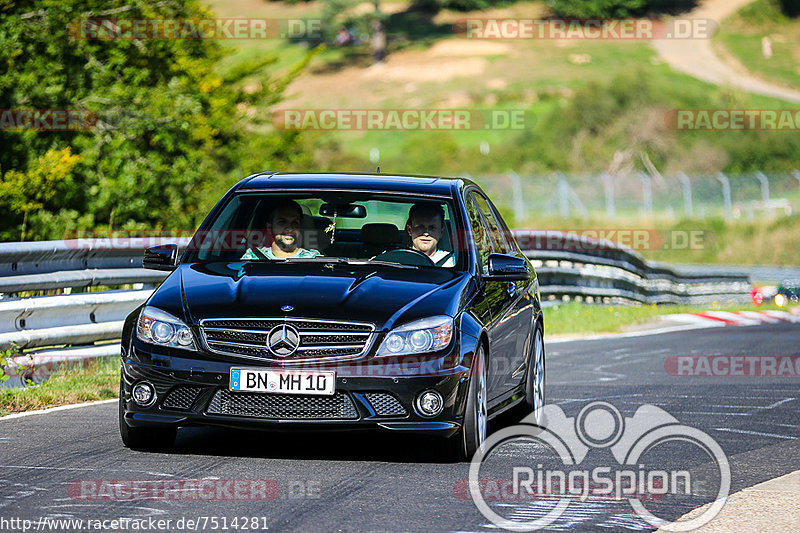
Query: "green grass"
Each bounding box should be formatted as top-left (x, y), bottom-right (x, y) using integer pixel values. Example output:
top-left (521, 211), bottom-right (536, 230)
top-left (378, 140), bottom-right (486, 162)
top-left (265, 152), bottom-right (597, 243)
top-left (0, 357), bottom-right (120, 417)
top-left (200, 0), bottom-right (800, 177)
top-left (543, 301), bottom-right (789, 337)
top-left (715, 0), bottom-right (800, 91)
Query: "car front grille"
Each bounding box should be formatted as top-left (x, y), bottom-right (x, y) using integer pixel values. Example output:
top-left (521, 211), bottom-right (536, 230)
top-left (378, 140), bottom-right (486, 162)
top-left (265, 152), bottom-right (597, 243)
top-left (364, 393), bottom-right (407, 417)
top-left (199, 318), bottom-right (375, 363)
top-left (161, 386), bottom-right (204, 411)
top-left (206, 389), bottom-right (359, 420)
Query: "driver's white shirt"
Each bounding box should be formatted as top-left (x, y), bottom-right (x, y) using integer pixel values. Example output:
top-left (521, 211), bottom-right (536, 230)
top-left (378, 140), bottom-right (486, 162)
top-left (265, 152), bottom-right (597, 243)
top-left (429, 249), bottom-right (455, 267)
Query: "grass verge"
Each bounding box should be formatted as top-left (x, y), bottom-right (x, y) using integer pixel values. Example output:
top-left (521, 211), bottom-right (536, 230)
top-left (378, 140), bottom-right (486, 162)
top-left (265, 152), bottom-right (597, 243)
top-left (715, 0), bottom-right (800, 91)
top-left (0, 357), bottom-right (120, 417)
top-left (544, 301), bottom-right (789, 337)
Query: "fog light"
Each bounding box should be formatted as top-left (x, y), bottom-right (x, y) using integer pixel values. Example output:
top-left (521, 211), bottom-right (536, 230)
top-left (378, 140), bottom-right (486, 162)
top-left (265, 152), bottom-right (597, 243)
top-left (132, 382), bottom-right (156, 407)
top-left (415, 390), bottom-right (443, 417)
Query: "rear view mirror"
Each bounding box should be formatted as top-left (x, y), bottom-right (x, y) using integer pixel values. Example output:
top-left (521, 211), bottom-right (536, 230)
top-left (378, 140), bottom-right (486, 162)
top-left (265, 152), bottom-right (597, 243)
top-left (143, 244), bottom-right (179, 271)
top-left (319, 203), bottom-right (367, 218)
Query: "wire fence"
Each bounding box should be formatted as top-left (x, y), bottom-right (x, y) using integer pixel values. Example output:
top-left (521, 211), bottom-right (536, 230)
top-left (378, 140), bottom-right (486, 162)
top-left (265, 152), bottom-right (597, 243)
top-left (471, 170), bottom-right (800, 224)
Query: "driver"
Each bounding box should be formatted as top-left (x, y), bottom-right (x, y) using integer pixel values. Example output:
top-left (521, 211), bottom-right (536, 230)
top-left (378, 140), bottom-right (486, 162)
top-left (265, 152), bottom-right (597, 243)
top-left (406, 202), bottom-right (455, 267)
top-left (242, 200), bottom-right (321, 260)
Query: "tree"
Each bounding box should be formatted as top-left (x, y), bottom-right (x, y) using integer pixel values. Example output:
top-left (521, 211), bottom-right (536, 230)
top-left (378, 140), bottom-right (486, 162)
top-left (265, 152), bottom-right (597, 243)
top-left (0, 0), bottom-right (309, 240)
top-left (0, 148), bottom-right (81, 240)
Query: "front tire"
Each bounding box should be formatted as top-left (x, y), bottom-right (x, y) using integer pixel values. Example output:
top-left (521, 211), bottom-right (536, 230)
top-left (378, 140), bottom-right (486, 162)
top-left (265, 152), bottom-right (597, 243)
top-left (119, 381), bottom-right (176, 449)
top-left (442, 343), bottom-right (487, 461)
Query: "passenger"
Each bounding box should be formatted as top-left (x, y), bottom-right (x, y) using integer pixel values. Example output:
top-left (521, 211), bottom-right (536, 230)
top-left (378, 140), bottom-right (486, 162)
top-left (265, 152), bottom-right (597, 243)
top-left (242, 201), bottom-right (321, 260)
top-left (335, 26), bottom-right (352, 46)
top-left (406, 202), bottom-right (455, 267)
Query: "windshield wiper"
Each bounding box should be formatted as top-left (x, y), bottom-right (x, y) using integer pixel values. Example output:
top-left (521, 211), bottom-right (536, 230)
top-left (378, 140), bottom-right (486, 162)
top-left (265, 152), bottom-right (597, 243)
top-left (357, 260), bottom-right (418, 270)
top-left (279, 257), bottom-right (351, 264)
top-left (270, 257), bottom-right (419, 270)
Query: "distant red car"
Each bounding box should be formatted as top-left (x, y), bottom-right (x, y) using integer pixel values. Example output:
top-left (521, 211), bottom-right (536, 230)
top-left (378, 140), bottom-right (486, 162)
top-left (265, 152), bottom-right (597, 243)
top-left (751, 285), bottom-right (778, 306)
top-left (751, 287), bottom-right (764, 306)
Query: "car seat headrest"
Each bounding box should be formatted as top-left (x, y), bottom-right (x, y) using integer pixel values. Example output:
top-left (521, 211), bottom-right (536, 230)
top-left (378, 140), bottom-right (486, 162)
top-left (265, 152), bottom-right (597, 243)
top-left (361, 223), bottom-right (399, 245)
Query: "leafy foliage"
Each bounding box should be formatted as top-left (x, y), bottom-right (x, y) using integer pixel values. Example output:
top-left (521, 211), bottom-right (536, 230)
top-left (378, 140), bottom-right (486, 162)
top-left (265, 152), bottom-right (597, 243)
top-left (0, 148), bottom-right (81, 239)
top-left (0, 0), bottom-right (309, 240)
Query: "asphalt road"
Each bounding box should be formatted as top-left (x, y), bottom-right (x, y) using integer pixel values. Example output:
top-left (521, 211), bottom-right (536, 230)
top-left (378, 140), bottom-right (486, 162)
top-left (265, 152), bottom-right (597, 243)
top-left (1, 323), bottom-right (798, 532)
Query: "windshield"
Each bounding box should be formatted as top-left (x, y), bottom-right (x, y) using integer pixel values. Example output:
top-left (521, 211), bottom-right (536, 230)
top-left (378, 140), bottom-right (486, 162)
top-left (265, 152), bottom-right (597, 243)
top-left (185, 192), bottom-right (464, 269)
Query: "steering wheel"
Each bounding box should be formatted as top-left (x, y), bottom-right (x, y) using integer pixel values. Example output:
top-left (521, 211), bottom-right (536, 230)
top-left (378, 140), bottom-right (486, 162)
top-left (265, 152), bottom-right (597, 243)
top-left (373, 248), bottom-right (435, 267)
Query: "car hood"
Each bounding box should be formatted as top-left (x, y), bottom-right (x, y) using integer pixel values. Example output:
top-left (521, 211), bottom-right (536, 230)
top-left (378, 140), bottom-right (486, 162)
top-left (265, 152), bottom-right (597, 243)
top-left (150, 262), bottom-right (472, 330)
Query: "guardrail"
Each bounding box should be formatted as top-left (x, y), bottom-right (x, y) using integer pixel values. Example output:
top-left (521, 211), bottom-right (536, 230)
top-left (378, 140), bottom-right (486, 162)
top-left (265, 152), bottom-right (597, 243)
top-left (0, 233), bottom-right (751, 379)
top-left (512, 231), bottom-right (752, 306)
top-left (0, 239), bottom-right (191, 375)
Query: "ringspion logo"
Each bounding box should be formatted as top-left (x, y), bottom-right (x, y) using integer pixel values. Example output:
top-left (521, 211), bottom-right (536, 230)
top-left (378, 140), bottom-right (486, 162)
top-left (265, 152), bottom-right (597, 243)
top-left (469, 402), bottom-right (730, 531)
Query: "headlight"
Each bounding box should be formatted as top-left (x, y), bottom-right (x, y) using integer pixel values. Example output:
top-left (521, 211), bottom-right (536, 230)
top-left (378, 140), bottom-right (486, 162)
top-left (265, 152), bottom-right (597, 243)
top-left (376, 316), bottom-right (453, 356)
top-left (775, 294), bottom-right (786, 307)
top-left (136, 306), bottom-right (196, 350)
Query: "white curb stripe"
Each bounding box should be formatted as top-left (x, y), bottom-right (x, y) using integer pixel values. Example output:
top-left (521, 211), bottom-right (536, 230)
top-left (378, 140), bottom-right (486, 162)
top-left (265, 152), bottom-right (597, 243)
top-left (0, 399), bottom-right (117, 421)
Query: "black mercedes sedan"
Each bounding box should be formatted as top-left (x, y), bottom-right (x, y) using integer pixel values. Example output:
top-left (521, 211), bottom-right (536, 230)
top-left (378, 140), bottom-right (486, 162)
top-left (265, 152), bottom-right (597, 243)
top-left (119, 172), bottom-right (545, 460)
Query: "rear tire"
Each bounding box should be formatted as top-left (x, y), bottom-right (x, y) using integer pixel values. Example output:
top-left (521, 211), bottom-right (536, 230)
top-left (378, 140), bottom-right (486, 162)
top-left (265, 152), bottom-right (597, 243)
top-left (441, 344), bottom-right (487, 462)
top-left (119, 381), bottom-right (176, 449)
top-left (523, 325), bottom-right (546, 426)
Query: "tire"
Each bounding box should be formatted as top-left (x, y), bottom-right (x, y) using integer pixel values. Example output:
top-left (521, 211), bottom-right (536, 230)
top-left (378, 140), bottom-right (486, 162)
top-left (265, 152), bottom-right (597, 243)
top-left (523, 324), bottom-right (546, 426)
top-left (119, 381), bottom-right (176, 449)
top-left (442, 343), bottom-right (488, 462)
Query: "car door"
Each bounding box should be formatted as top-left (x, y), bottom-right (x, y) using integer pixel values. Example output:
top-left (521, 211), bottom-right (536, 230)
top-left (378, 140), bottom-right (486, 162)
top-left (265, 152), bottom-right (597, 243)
top-left (465, 191), bottom-right (515, 400)
top-left (471, 191), bottom-right (533, 395)
top-left (485, 195), bottom-right (536, 392)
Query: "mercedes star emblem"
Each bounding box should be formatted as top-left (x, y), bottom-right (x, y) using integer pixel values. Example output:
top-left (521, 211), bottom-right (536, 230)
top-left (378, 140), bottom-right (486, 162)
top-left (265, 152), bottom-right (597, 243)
top-left (266, 324), bottom-right (300, 357)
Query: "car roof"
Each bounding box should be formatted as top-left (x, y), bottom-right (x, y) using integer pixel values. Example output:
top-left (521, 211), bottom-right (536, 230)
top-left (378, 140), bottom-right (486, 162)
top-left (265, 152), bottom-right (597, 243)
top-left (236, 172), bottom-right (474, 197)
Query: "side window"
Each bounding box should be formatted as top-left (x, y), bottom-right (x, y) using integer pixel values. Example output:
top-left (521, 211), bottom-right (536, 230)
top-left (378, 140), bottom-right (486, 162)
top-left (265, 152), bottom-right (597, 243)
top-left (487, 197), bottom-right (520, 254)
top-left (471, 193), bottom-right (509, 254)
top-left (465, 194), bottom-right (494, 275)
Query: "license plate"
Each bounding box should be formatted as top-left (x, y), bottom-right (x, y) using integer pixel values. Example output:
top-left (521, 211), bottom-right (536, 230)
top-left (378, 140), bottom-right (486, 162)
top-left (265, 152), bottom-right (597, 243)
top-left (229, 368), bottom-right (335, 396)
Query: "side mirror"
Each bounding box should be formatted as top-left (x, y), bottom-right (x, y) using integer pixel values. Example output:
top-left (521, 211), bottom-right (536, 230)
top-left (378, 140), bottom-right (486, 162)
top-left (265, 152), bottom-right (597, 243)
top-left (486, 253), bottom-right (529, 281)
top-left (143, 244), bottom-right (179, 271)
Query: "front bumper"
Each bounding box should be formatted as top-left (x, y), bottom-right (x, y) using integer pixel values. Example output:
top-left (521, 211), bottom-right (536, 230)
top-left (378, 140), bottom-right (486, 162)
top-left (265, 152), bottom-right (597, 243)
top-left (121, 342), bottom-right (472, 438)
